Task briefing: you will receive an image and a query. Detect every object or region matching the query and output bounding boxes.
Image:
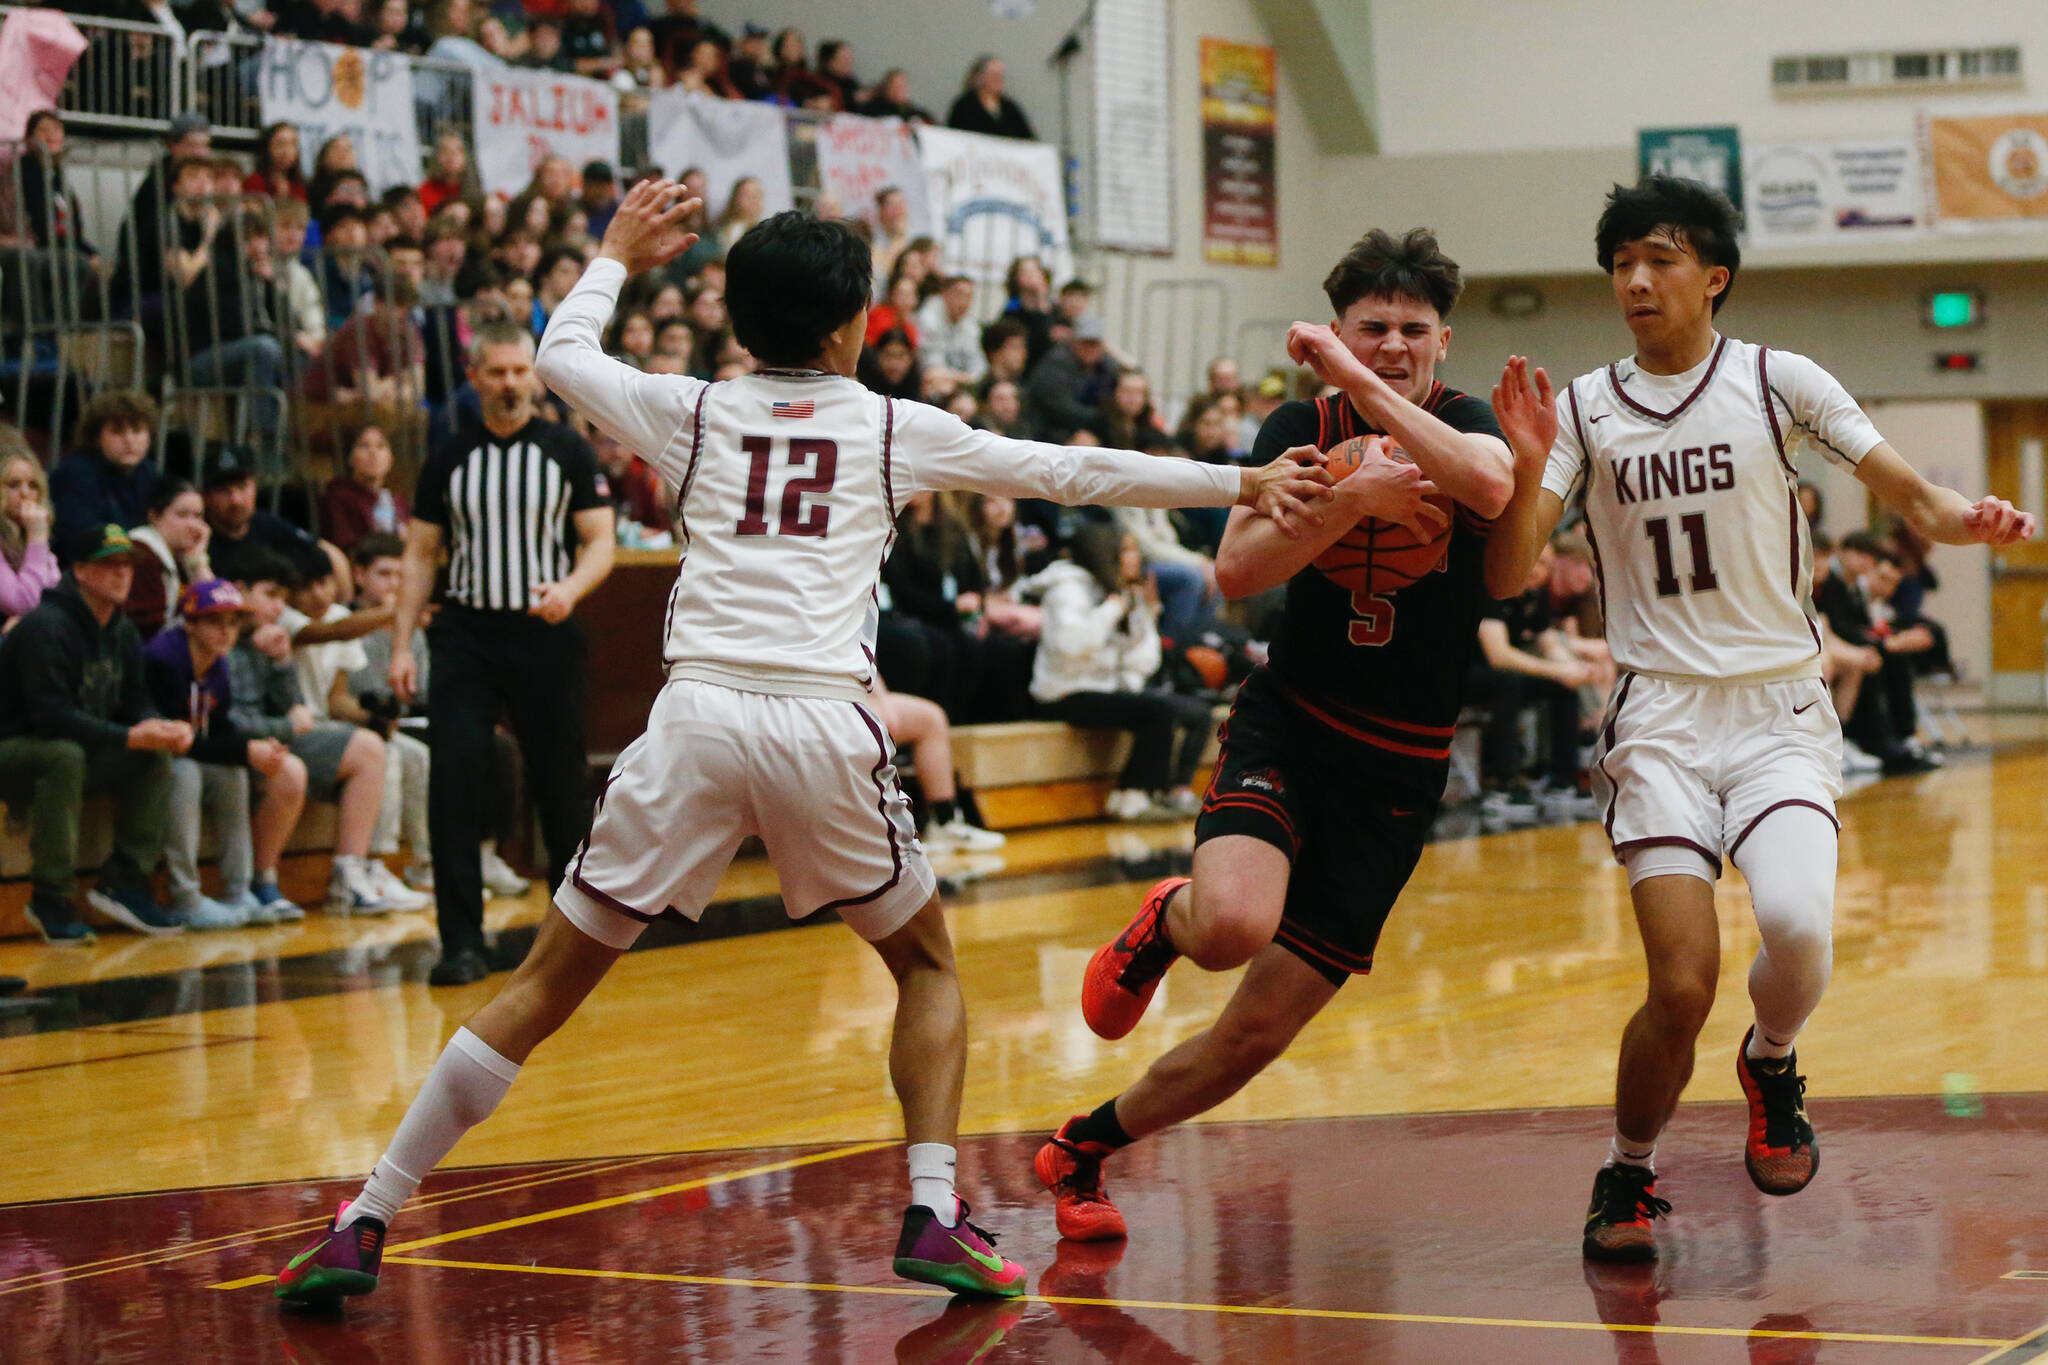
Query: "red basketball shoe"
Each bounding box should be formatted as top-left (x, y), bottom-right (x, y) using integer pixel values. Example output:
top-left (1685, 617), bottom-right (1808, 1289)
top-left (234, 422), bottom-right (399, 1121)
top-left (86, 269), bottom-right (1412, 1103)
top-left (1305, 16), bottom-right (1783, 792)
top-left (1081, 876), bottom-right (1186, 1040)
top-left (1737, 1027), bottom-right (1820, 1195)
top-left (1034, 1118), bottom-right (1129, 1242)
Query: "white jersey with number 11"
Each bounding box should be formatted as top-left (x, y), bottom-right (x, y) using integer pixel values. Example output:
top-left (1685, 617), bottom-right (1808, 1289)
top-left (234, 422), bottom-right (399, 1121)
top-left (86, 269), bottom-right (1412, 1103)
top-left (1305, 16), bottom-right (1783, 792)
top-left (1540, 334), bottom-right (1885, 682)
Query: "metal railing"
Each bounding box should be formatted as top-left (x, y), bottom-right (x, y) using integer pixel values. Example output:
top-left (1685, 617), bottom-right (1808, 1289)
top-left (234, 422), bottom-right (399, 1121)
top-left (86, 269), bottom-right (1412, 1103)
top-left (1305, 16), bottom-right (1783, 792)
top-left (4, 7), bottom-right (188, 133)
top-left (185, 29), bottom-right (264, 141)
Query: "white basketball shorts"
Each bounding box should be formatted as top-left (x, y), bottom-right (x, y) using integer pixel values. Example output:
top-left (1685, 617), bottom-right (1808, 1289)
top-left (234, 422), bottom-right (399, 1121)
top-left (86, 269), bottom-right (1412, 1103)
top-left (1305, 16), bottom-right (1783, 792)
top-left (1592, 672), bottom-right (1843, 877)
top-left (556, 679), bottom-right (936, 948)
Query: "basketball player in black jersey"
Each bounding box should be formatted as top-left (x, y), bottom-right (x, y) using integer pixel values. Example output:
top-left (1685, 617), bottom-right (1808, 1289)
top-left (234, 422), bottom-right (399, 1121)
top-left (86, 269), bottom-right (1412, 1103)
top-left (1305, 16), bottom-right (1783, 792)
top-left (1034, 229), bottom-right (1518, 1241)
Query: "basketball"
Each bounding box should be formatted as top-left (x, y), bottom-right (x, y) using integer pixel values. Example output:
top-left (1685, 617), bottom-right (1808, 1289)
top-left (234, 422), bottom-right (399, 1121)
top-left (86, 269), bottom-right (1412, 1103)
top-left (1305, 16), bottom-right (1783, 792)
top-left (1311, 438), bottom-right (1458, 596)
top-left (1321, 433), bottom-right (1384, 482)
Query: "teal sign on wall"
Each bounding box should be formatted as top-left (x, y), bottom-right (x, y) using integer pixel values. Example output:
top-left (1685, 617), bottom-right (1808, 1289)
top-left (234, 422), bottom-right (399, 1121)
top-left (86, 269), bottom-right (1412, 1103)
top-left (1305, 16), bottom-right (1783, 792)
top-left (1638, 126), bottom-right (1744, 212)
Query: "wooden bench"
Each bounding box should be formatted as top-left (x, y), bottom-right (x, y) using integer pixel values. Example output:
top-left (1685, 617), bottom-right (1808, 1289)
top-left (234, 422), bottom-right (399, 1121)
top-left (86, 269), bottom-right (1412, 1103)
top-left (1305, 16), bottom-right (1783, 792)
top-left (951, 715), bottom-right (1225, 830)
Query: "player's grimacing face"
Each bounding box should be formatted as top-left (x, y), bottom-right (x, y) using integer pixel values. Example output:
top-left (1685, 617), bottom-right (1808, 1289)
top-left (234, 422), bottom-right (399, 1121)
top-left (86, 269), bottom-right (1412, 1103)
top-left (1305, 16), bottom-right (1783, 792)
top-left (1334, 294), bottom-right (1446, 407)
top-left (1609, 229), bottom-right (1726, 343)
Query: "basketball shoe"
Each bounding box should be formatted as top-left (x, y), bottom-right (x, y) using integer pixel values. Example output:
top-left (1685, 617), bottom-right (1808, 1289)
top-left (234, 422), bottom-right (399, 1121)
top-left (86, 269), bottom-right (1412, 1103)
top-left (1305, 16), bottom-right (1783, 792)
top-left (1081, 876), bottom-right (1187, 1040)
top-left (1581, 1163), bottom-right (1670, 1263)
top-left (892, 1200), bottom-right (1027, 1298)
top-left (1737, 1027), bottom-right (1820, 1195)
top-left (275, 1201), bottom-right (385, 1305)
top-left (1034, 1120), bottom-right (1128, 1241)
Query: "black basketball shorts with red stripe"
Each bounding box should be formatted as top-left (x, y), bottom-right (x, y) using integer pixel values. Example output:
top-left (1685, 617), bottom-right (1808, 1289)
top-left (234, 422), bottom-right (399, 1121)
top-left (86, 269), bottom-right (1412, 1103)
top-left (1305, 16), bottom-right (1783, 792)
top-left (1195, 668), bottom-right (1442, 987)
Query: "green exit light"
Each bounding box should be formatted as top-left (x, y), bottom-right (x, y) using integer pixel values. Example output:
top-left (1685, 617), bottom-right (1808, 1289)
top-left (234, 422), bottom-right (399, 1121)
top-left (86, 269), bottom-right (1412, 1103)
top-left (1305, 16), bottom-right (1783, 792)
top-left (1927, 291), bottom-right (1981, 328)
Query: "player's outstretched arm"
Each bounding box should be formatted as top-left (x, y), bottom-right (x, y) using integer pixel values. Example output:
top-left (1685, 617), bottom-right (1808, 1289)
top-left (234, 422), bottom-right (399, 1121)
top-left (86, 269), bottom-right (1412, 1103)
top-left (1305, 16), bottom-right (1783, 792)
top-left (1287, 321), bottom-right (1513, 518)
top-left (1214, 441), bottom-right (1448, 599)
top-left (1855, 442), bottom-right (2035, 548)
top-left (1484, 356), bottom-right (1568, 598)
top-left (893, 403), bottom-right (1333, 531)
top-left (535, 180), bottom-right (707, 476)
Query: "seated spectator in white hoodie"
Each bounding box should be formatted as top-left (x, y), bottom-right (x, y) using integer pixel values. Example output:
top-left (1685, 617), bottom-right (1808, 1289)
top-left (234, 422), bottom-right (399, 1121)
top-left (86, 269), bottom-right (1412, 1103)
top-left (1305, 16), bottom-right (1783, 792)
top-left (1028, 523), bottom-right (1216, 821)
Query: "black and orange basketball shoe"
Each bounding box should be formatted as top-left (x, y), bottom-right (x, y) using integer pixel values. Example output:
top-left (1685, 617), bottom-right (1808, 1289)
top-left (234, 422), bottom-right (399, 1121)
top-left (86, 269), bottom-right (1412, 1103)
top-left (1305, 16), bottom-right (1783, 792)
top-left (1081, 876), bottom-right (1187, 1040)
top-left (1034, 1118), bottom-right (1129, 1242)
top-left (1581, 1163), bottom-right (1671, 1263)
top-left (1737, 1027), bottom-right (1820, 1195)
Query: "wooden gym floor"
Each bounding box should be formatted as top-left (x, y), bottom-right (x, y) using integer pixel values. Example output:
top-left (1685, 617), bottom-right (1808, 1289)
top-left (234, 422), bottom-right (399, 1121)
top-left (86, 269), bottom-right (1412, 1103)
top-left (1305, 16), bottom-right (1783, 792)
top-left (5, 721), bottom-right (2048, 1362)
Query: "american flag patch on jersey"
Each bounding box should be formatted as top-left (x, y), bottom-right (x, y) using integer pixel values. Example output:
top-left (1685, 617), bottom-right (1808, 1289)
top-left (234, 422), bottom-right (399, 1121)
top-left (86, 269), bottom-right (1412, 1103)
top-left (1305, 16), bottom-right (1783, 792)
top-left (772, 400), bottom-right (816, 420)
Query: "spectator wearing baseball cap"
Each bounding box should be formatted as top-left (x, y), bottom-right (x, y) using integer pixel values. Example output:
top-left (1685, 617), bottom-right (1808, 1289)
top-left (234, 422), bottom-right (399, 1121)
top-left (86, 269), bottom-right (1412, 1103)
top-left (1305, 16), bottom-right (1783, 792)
top-left (143, 579), bottom-right (312, 928)
top-left (1024, 313), bottom-right (1120, 444)
top-left (199, 445), bottom-right (332, 587)
top-left (0, 525), bottom-right (189, 943)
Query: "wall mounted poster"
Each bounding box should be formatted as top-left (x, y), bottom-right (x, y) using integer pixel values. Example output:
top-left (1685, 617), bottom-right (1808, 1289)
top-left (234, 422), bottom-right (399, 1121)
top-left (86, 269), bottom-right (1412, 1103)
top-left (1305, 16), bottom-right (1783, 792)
top-left (1199, 38), bottom-right (1277, 267)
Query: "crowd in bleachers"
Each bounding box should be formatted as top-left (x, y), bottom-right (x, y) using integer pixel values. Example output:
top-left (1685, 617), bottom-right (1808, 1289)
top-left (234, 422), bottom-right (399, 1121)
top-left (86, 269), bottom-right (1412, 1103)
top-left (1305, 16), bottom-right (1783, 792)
top-left (0, 1), bottom-right (1963, 946)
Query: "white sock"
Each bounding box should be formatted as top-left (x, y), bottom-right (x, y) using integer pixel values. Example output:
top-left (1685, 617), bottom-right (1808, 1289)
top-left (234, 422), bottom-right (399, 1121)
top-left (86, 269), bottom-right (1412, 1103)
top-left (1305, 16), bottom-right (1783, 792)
top-left (337, 1028), bottom-right (521, 1229)
top-left (1747, 1026), bottom-right (1796, 1061)
top-left (1608, 1133), bottom-right (1656, 1171)
top-left (906, 1142), bottom-right (958, 1226)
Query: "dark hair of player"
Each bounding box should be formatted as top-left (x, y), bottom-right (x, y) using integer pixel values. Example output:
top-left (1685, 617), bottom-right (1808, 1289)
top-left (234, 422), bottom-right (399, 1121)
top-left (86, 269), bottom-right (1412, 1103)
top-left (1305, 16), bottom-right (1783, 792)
top-left (1595, 175), bottom-right (1742, 314)
top-left (724, 211), bottom-right (872, 368)
top-left (1322, 228), bottom-right (1464, 321)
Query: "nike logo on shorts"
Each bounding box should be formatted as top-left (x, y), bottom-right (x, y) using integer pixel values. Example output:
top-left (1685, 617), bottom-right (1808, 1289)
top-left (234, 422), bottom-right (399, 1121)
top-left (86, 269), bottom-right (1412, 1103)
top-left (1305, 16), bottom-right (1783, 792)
top-left (1792, 699), bottom-right (1819, 715)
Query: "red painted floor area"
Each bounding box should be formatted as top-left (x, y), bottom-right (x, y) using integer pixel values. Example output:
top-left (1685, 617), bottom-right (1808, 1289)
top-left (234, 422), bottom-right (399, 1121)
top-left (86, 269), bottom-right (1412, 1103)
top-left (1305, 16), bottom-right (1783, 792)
top-left (8, 1098), bottom-right (2048, 1363)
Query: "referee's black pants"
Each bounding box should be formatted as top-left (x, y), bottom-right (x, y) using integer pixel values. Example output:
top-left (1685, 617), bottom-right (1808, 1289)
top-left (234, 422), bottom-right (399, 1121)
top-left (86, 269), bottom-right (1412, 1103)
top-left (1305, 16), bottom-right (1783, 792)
top-left (426, 605), bottom-right (592, 961)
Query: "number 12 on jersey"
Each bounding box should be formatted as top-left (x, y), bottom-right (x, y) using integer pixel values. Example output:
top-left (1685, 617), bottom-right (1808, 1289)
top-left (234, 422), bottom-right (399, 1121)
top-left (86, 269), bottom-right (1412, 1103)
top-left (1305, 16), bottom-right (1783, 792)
top-left (1644, 512), bottom-right (1719, 598)
top-left (736, 435), bottom-right (839, 538)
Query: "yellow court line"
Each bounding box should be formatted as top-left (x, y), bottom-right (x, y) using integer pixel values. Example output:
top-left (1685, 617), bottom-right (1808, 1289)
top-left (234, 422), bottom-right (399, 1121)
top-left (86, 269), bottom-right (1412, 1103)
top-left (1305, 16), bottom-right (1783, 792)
top-left (381, 1140), bottom-right (898, 1255)
top-left (0, 1153), bottom-right (670, 1298)
top-left (1966, 1320), bottom-right (2048, 1365)
top-left (380, 1257), bottom-right (2010, 1348)
top-left (2005, 1272), bottom-right (2048, 1281)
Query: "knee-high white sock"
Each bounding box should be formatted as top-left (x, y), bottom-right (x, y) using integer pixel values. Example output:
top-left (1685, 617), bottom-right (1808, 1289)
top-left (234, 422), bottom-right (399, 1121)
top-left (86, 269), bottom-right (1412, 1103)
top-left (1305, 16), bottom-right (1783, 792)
top-left (338, 1028), bottom-right (521, 1229)
top-left (906, 1143), bottom-right (958, 1227)
top-left (1731, 806), bottom-right (1838, 1053)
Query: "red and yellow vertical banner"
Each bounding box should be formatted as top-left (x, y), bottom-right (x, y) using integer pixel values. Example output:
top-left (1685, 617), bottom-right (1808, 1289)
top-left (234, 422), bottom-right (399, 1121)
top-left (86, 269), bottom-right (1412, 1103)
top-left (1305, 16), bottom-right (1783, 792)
top-left (1200, 38), bottom-right (1278, 267)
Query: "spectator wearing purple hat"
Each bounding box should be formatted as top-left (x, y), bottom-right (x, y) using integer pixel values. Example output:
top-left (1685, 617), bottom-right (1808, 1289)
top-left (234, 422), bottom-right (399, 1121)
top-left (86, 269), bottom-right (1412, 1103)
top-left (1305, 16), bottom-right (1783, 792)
top-left (144, 579), bottom-right (312, 928)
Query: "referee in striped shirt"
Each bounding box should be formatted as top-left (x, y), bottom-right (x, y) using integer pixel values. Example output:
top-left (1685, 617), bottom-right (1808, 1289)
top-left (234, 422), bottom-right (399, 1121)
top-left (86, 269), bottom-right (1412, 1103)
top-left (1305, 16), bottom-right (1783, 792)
top-left (392, 320), bottom-right (615, 986)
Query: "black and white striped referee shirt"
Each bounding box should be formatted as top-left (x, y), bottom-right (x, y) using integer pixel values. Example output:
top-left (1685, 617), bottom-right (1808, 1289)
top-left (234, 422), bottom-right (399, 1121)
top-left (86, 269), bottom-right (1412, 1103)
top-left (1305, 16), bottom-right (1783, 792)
top-left (413, 417), bottom-right (605, 612)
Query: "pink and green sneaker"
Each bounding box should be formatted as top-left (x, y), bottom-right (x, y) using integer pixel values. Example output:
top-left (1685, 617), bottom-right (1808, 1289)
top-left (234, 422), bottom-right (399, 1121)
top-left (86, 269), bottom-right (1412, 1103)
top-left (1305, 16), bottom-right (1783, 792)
top-left (275, 1201), bottom-right (385, 1306)
top-left (892, 1200), bottom-right (1027, 1298)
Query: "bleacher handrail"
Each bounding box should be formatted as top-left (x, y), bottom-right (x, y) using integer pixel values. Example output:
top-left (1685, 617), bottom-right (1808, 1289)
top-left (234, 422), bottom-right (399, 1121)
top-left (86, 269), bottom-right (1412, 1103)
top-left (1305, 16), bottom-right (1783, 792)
top-left (1, 4), bottom-right (188, 134)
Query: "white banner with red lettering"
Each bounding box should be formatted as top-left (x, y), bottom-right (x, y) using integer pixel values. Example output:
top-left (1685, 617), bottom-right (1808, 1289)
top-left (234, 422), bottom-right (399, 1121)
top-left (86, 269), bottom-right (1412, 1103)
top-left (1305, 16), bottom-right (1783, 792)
top-left (646, 89), bottom-right (795, 220)
top-left (813, 114), bottom-right (932, 235)
top-left (471, 67), bottom-right (620, 197)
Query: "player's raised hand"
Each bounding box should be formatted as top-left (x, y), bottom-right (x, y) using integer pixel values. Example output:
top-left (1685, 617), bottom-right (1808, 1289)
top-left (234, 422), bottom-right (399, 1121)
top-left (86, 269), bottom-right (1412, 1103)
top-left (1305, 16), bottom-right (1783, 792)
top-left (598, 178), bottom-right (704, 275)
top-left (1286, 322), bottom-right (1372, 391)
top-left (1961, 495), bottom-right (2035, 546)
top-left (1492, 356), bottom-right (1558, 469)
top-left (1240, 447), bottom-right (1336, 536)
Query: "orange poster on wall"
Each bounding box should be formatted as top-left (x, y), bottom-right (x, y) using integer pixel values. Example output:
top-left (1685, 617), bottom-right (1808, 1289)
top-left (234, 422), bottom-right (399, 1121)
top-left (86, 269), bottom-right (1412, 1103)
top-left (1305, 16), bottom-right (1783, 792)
top-left (1200, 38), bottom-right (1277, 267)
top-left (1924, 111), bottom-right (2048, 225)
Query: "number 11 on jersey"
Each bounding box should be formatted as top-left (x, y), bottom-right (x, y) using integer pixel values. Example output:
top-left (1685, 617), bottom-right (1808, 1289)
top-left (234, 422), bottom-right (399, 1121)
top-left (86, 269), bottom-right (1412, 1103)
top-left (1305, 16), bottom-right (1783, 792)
top-left (1644, 512), bottom-right (1719, 597)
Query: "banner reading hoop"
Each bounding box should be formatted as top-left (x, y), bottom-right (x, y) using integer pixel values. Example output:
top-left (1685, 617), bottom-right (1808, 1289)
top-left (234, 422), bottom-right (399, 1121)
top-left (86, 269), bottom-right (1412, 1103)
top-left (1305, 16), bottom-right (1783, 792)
top-left (472, 67), bottom-right (619, 198)
top-left (259, 38), bottom-right (419, 196)
top-left (916, 125), bottom-right (1071, 288)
